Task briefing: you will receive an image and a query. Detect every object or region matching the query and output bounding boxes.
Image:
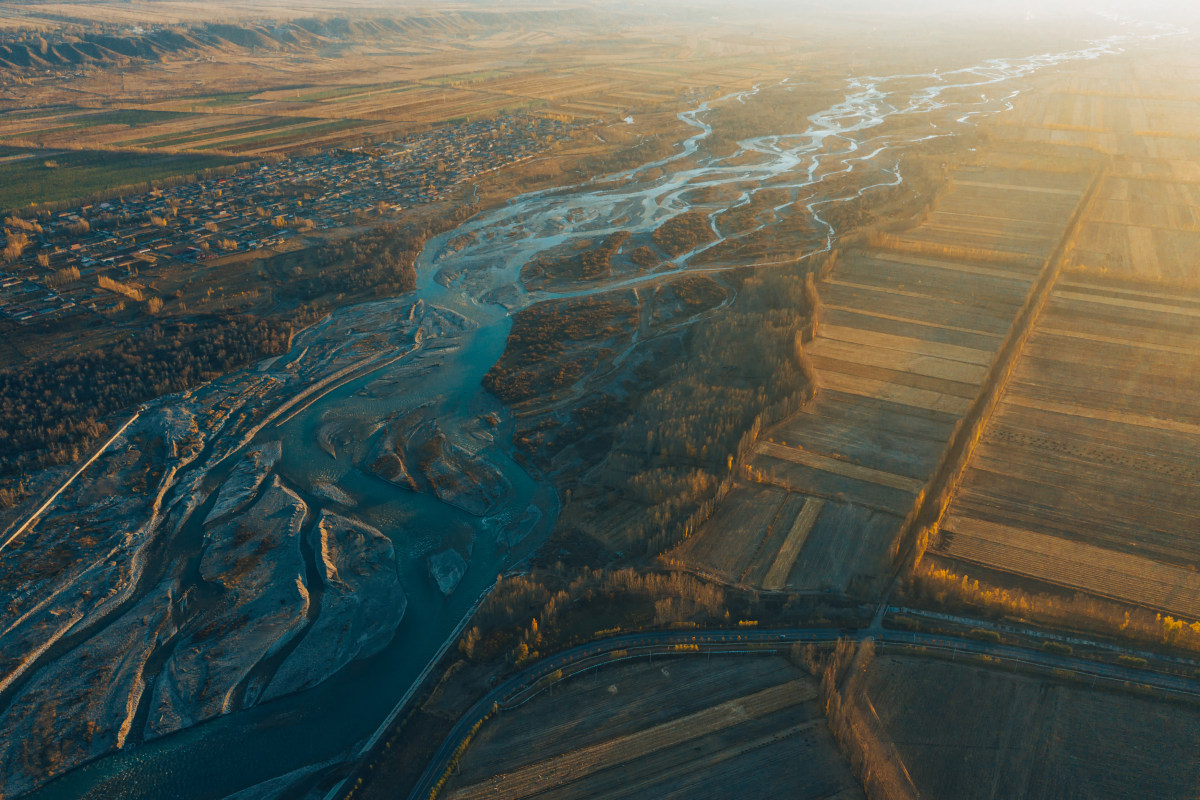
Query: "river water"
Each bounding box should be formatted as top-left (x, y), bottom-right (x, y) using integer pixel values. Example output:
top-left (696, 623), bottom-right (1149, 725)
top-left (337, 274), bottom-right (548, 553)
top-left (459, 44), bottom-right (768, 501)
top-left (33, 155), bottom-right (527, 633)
top-left (27, 23), bottom-right (1171, 800)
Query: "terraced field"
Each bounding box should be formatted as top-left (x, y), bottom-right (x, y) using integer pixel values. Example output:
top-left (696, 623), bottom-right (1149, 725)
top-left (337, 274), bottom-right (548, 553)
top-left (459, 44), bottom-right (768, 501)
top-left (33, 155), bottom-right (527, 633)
top-left (442, 656), bottom-right (861, 800)
top-left (933, 279), bottom-right (1200, 618)
top-left (673, 165), bottom-right (1089, 596)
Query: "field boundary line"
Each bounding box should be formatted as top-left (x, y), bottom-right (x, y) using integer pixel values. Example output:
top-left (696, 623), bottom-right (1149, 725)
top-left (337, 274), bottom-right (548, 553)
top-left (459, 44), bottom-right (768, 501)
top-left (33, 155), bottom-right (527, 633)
top-left (1054, 288), bottom-right (1200, 318)
top-left (819, 324), bottom-right (996, 366)
top-left (823, 303), bottom-right (1005, 339)
top-left (1036, 326), bottom-right (1200, 356)
top-left (951, 179), bottom-right (1082, 196)
top-left (1004, 396), bottom-right (1200, 437)
top-left (815, 371), bottom-right (972, 415)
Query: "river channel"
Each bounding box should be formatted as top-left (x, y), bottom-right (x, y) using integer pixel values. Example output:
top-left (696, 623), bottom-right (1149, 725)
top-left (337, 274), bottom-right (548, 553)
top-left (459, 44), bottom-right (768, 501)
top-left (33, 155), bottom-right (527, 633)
top-left (26, 23), bottom-right (1168, 800)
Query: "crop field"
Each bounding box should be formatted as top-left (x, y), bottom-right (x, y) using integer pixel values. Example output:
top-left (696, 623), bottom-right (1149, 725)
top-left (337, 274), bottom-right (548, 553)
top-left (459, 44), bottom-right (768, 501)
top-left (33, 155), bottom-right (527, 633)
top-left (878, 167), bottom-right (1091, 265)
top-left (989, 45), bottom-right (1200, 152)
top-left (932, 277), bottom-right (1200, 619)
top-left (1069, 174), bottom-right (1200, 283)
top-left (443, 655), bottom-right (862, 800)
top-left (986, 49), bottom-right (1200, 287)
top-left (0, 147), bottom-right (246, 209)
top-left (673, 165), bottom-right (1088, 596)
top-left (0, 105), bottom-right (384, 155)
top-left (864, 654), bottom-right (1200, 800)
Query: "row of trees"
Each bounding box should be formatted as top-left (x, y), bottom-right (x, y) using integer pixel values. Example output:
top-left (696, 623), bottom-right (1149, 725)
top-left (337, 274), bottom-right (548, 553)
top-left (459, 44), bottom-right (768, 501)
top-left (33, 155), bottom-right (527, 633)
top-left (907, 561), bottom-right (1200, 653)
top-left (459, 567), bottom-right (728, 665)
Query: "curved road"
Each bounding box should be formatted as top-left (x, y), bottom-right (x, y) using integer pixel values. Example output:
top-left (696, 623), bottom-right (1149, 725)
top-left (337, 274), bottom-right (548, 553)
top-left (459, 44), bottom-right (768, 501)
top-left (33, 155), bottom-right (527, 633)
top-left (380, 622), bottom-right (1200, 800)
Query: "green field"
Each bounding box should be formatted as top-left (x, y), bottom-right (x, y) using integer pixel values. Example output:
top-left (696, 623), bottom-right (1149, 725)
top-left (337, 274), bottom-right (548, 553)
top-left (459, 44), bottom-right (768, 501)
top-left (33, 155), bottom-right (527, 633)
top-left (72, 109), bottom-right (192, 128)
top-left (0, 149), bottom-right (248, 211)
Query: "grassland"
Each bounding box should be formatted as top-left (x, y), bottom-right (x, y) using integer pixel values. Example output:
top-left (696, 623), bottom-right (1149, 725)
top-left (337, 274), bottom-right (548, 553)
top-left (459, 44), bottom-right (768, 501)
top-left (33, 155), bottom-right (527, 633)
top-left (672, 164), bottom-right (1090, 598)
top-left (441, 655), bottom-right (861, 800)
top-left (0, 148), bottom-right (246, 209)
top-left (864, 654), bottom-right (1200, 800)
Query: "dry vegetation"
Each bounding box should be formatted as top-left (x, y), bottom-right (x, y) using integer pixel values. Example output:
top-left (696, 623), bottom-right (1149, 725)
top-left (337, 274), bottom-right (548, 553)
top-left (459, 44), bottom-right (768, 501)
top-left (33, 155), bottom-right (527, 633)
top-left (0, 9), bottom-right (795, 160)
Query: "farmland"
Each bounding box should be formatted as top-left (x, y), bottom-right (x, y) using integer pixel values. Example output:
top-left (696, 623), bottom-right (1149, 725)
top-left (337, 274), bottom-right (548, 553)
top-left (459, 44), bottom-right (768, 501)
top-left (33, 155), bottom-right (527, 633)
top-left (0, 17), bottom-right (792, 160)
top-left (0, 147), bottom-right (245, 209)
top-left (863, 654), bottom-right (1200, 800)
top-left (986, 43), bottom-right (1200, 286)
top-left (930, 278), bottom-right (1200, 620)
top-left (439, 655), bottom-right (861, 800)
top-left (919, 45), bottom-right (1200, 629)
top-left (673, 162), bottom-right (1091, 597)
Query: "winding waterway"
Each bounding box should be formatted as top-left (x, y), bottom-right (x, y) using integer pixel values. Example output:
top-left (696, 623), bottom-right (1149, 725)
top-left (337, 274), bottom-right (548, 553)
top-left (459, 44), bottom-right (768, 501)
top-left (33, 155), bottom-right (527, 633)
top-left (26, 21), bottom-right (1175, 800)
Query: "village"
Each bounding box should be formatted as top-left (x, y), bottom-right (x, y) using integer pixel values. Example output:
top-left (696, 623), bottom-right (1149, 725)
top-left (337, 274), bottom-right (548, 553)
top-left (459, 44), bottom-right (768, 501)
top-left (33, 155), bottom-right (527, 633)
top-left (0, 111), bottom-right (580, 324)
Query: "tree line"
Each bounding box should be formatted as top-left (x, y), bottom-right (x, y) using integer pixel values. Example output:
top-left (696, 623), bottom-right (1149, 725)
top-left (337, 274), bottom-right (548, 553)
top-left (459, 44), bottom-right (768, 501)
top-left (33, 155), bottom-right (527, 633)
top-left (0, 316), bottom-right (293, 505)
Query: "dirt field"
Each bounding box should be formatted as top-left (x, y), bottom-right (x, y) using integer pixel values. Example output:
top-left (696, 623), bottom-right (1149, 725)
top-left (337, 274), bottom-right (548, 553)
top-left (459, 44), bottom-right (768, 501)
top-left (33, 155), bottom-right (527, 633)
top-left (986, 45), bottom-right (1200, 285)
top-left (442, 655), bottom-right (862, 800)
top-left (933, 278), bottom-right (1200, 618)
top-left (864, 654), bottom-right (1200, 800)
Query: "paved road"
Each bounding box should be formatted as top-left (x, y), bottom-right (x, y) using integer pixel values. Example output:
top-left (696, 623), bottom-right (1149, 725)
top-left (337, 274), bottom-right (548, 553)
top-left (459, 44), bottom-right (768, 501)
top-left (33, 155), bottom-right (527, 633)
top-left (386, 623), bottom-right (1200, 800)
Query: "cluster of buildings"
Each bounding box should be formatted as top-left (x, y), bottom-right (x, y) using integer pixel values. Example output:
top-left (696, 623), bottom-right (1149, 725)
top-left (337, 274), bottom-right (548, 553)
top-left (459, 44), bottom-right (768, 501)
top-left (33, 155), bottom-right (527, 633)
top-left (0, 112), bottom-right (579, 323)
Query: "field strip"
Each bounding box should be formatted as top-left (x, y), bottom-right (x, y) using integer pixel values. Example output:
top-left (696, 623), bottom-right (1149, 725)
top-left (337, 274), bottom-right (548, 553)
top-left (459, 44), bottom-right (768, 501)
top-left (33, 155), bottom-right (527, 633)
top-left (1057, 279), bottom-right (1200, 306)
top-left (825, 304), bottom-right (1004, 340)
top-left (447, 680), bottom-right (813, 800)
top-left (817, 372), bottom-right (972, 415)
top-left (952, 179), bottom-right (1081, 196)
top-left (1055, 290), bottom-right (1200, 319)
top-left (1005, 396), bottom-right (1200, 437)
top-left (1128, 226), bottom-right (1163, 280)
top-left (824, 278), bottom-right (954, 302)
top-left (931, 210), bottom-right (1068, 229)
top-left (756, 443), bottom-right (926, 493)
top-left (597, 721), bottom-right (821, 800)
top-left (808, 356), bottom-right (981, 400)
top-left (937, 514), bottom-right (1200, 619)
top-left (870, 251), bottom-right (1034, 281)
top-left (809, 338), bottom-right (989, 384)
top-left (1035, 327), bottom-right (1200, 357)
top-left (763, 497), bottom-right (825, 590)
top-left (820, 324), bottom-right (995, 366)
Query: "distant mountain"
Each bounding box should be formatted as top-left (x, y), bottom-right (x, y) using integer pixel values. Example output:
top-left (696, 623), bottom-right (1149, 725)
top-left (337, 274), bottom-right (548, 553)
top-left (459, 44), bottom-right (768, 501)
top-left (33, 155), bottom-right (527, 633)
top-left (0, 9), bottom-right (607, 75)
